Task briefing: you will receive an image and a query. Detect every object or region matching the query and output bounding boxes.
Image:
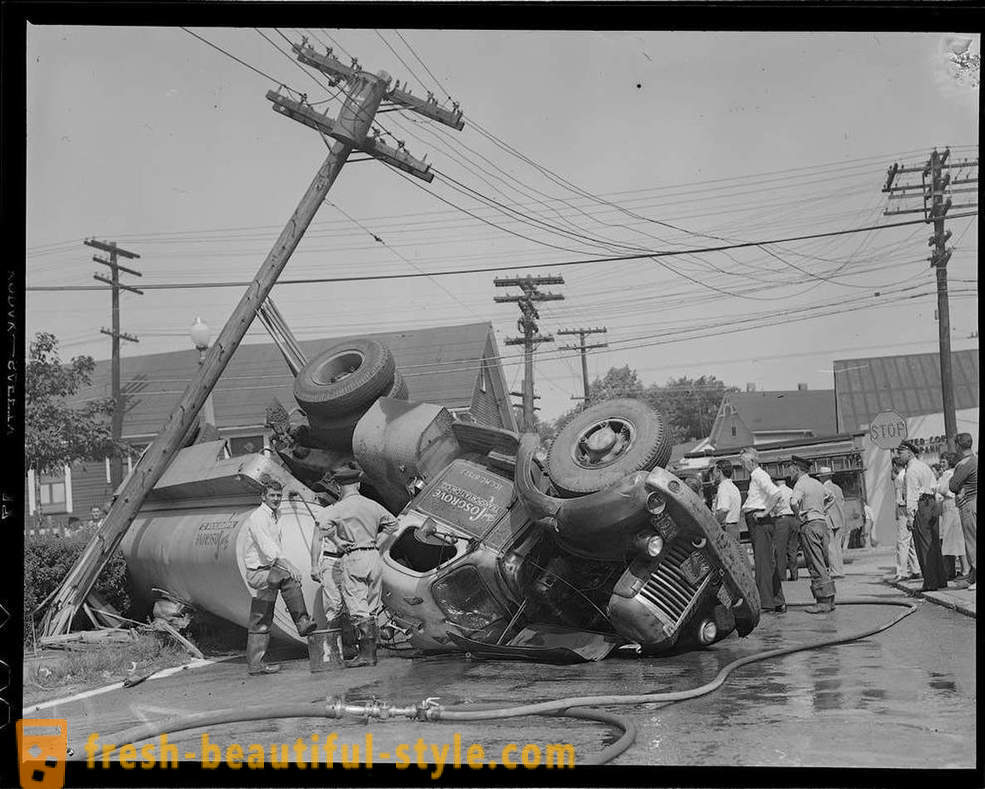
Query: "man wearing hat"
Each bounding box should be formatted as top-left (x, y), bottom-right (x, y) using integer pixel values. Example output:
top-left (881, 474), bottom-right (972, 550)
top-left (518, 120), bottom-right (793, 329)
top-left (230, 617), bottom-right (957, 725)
top-left (315, 461), bottom-right (398, 667)
top-left (948, 432), bottom-right (977, 590)
top-left (308, 475), bottom-right (351, 656)
top-left (789, 456), bottom-right (836, 613)
top-left (896, 440), bottom-right (947, 591)
top-left (818, 467), bottom-right (847, 578)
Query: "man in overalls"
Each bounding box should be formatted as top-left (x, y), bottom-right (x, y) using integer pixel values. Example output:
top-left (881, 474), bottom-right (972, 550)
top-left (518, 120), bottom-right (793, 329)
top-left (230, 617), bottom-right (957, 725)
top-left (242, 477), bottom-right (317, 675)
top-left (315, 462), bottom-right (398, 668)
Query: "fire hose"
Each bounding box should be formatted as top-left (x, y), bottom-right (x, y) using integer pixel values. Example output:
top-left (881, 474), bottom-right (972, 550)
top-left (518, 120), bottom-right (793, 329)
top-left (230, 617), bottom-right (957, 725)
top-left (108, 596), bottom-right (917, 766)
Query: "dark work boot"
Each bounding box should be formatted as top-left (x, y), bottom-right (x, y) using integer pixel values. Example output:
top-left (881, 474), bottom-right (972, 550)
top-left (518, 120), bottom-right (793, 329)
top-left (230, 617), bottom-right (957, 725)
top-left (247, 632), bottom-right (281, 675)
top-left (804, 595), bottom-right (835, 614)
top-left (281, 579), bottom-right (317, 636)
top-left (346, 618), bottom-right (378, 668)
top-left (329, 616), bottom-right (358, 661)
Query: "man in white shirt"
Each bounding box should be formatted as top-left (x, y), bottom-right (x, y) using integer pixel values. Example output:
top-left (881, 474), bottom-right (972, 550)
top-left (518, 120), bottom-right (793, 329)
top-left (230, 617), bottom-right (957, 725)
top-left (739, 447), bottom-right (785, 613)
top-left (891, 457), bottom-right (920, 581)
top-left (242, 477), bottom-right (317, 675)
top-left (771, 476), bottom-right (800, 582)
top-left (712, 460), bottom-right (742, 543)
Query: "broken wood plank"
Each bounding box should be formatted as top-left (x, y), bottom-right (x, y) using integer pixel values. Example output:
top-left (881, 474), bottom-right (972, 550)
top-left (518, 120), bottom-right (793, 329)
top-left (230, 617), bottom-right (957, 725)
top-left (151, 619), bottom-right (204, 660)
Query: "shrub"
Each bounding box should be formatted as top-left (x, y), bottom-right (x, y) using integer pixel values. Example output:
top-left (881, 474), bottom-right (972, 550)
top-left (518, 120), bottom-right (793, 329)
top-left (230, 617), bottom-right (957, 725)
top-left (24, 534), bottom-right (132, 644)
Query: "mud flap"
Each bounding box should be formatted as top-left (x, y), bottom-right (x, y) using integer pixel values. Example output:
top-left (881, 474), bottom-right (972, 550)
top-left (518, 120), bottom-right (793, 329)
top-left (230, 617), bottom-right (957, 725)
top-left (447, 624), bottom-right (623, 664)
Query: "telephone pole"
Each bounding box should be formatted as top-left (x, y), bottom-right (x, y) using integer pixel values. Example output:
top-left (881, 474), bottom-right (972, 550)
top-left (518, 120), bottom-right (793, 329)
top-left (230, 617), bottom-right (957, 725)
top-left (494, 275), bottom-right (564, 431)
top-left (883, 148), bottom-right (978, 450)
top-left (42, 42), bottom-right (463, 637)
top-left (85, 238), bottom-right (142, 486)
top-left (558, 326), bottom-right (607, 403)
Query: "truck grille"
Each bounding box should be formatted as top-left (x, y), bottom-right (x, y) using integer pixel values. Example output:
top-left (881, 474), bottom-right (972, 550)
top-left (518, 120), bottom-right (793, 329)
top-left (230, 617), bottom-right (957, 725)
top-left (636, 544), bottom-right (709, 632)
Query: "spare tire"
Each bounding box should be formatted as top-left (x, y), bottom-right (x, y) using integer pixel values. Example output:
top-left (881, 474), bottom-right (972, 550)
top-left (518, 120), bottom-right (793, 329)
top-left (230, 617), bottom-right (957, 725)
top-left (547, 398), bottom-right (672, 497)
top-left (388, 369), bottom-right (409, 401)
top-left (308, 370), bottom-right (411, 451)
top-left (294, 339), bottom-right (395, 423)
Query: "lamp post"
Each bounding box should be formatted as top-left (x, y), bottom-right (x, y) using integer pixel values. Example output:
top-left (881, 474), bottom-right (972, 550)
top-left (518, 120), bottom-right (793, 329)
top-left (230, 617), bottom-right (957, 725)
top-left (190, 316), bottom-right (217, 428)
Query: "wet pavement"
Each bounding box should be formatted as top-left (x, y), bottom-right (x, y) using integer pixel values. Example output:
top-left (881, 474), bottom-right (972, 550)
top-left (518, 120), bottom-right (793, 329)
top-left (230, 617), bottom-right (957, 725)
top-left (32, 547), bottom-right (975, 769)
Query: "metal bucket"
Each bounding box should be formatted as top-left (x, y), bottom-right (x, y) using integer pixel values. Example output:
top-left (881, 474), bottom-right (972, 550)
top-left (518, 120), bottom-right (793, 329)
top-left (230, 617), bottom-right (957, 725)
top-left (307, 628), bottom-right (344, 672)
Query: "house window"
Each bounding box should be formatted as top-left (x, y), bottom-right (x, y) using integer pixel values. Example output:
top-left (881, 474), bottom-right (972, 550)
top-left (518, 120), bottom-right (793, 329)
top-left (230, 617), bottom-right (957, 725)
top-left (33, 465), bottom-right (73, 514)
top-left (229, 435), bottom-right (264, 457)
top-left (731, 426), bottom-right (737, 437)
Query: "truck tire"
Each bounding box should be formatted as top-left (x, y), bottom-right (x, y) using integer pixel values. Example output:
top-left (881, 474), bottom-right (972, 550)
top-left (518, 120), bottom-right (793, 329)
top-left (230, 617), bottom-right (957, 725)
top-left (294, 339), bottom-right (395, 423)
top-left (547, 398), bottom-right (672, 497)
top-left (388, 370), bottom-right (409, 401)
top-left (305, 370), bottom-right (409, 452)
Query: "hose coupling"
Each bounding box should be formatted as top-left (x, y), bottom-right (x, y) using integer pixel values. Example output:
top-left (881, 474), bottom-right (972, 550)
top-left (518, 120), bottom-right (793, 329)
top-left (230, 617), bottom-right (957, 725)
top-left (415, 696), bottom-right (443, 721)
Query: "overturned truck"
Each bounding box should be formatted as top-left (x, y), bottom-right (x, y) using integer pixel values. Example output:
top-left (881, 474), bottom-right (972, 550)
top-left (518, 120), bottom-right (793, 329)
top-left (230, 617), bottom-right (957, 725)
top-left (123, 339), bottom-right (760, 662)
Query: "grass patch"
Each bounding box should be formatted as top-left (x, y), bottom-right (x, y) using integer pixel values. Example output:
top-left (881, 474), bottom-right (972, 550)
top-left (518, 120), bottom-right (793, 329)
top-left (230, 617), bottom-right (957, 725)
top-left (24, 631), bottom-right (188, 706)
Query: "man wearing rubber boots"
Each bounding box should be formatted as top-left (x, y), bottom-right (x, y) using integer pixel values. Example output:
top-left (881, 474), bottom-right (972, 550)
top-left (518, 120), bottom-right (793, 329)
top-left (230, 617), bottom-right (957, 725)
top-left (316, 462), bottom-right (398, 668)
top-left (789, 456), bottom-right (836, 613)
top-left (309, 475), bottom-right (356, 661)
top-left (243, 478), bottom-right (317, 675)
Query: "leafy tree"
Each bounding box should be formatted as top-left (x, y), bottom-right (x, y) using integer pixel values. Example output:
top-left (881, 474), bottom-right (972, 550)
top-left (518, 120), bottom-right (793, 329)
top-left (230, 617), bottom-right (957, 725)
top-left (645, 375), bottom-right (738, 444)
top-left (25, 331), bottom-right (118, 480)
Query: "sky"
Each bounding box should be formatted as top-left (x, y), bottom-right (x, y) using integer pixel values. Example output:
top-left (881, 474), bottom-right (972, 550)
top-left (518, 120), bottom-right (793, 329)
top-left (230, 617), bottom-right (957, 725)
top-left (26, 27), bottom-right (980, 423)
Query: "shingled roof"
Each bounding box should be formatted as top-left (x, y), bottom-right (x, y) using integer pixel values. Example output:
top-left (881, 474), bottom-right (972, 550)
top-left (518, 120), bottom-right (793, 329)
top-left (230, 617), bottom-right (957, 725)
top-left (72, 322), bottom-right (498, 438)
top-left (833, 348), bottom-right (980, 433)
top-left (708, 389), bottom-right (838, 449)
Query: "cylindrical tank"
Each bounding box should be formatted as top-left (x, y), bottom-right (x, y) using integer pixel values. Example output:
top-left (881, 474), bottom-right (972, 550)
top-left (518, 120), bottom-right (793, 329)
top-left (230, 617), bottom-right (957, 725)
top-left (122, 498), bottom-right (325, 644)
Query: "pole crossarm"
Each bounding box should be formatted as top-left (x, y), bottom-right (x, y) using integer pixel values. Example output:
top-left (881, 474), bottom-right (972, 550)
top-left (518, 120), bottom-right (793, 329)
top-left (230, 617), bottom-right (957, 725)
top-left (504, 334), bottom-right (554, 345)
top-left (93, 273), bottom-right (144, 295)
top-left (93, 256), bottom-right (142, 277)
top-left (557, 327), bottom-right (607, 336)
top-left (267, 91), bottom-right (434, 182)
top-left (387, 82), bottom-right (465, 130)
top-left (493, 292), bottom-right (565, 303)
top-left (494, 275), bottom-right (565, 288)
top-left (100, 328), bottom-right (139, 343)
top-left (84, 238), bottom-right (141, 259)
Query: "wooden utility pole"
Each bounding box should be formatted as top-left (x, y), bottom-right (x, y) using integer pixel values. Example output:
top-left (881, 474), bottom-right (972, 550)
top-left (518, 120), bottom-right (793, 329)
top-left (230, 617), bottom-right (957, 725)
top-left (86, 239), bottom-right (142, 486)
top-left (495, 275), bottom-right (564, 431)
top-left (883, 148), bottom-right (978, 451)
top-left (558, 326), bottom-right (607, 403)
top-left (42, 45), bottom-right (460, 637)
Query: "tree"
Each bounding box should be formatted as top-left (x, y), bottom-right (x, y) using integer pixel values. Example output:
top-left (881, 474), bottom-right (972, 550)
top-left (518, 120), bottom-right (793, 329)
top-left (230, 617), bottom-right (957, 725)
top-left (25, 332), bottom-right (117, 492)
top-left (645, 375), bottom-right (738, 444)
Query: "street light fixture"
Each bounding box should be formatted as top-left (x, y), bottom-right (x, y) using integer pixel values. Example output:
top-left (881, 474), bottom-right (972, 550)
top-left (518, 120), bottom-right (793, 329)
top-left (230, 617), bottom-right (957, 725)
top-left (189, 316), bottom-right (216, 427)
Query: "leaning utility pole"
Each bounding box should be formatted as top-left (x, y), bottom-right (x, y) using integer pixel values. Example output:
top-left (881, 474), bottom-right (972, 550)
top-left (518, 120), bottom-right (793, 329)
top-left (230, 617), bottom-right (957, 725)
top-left (495, 275), bottom-right (564, 431)
top-left (884, 148), bottom-right (978, 450)
top-left (41, 43), bottom-right (462, 638)
top-left (85, 238), bottom-right (142, 487)
top-left (558, 326), bottom-right (607, 403)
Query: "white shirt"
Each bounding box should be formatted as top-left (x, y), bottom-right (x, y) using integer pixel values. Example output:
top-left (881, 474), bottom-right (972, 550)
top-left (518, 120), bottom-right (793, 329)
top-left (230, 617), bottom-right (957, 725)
top-left (904, 457), bottom-right (937, 515)
top-left (742, 467), bottom-right (780, 512)
top-left (937, 469), bottom-right (955, 502)
top-left (714, 478), bottom-right (742, 524)
top-left (243, 503), bottom-right (284, 571)
top-left (863, 503), bottom-right (875, 525)
top-left (772, 483), bottom-right (794, 516)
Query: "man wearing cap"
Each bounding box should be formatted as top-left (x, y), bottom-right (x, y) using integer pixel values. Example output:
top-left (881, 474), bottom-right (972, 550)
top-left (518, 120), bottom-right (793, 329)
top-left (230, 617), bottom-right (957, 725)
top-left (712, 460), bottom-right (742, 543)
top-left (948, 432), bottom-right (977, 590)
top-left (818, 467), bottom-right (847, 578)
top-left (739, 447), bottom-right (786, 613)
top-left (316, 462), bottom-right (399, 667)
top-left (789, 456), bottom-right (836, 612)
top-left (771, 475), bottom-right (800, 582)
top-left (895, 440), bottom-right (947, 590)
top-left (242, 478), bottom-right (317, 675)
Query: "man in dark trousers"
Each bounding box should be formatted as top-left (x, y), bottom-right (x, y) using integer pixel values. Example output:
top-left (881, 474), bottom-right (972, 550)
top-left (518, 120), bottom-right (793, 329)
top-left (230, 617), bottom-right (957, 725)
top-left (789, 456), bottom-right (836, 613)
top-left (739, 448), bottom-right (785, 613)
top-left (949, 432), bottom-right (977, 590)
top-left (771, 476), bottom-right (800, 582)
top-left (316, 462), bottom-right (398, 668)
top-left (242, 477), bottom-right (317, 675)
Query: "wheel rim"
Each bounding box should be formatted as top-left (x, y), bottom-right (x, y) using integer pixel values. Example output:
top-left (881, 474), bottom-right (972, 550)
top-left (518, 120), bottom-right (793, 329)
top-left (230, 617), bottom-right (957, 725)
top-left (310, 351), bottom-right (364, 385)
top-left (570, 418), bottom-right (637, 469)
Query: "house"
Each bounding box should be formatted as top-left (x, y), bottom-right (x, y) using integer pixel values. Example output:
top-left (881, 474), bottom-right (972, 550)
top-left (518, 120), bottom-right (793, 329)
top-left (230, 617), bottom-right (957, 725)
top-left (703, 385), bottom-right (837, 452)
top-left (25, 321), bottom-right (515, 531)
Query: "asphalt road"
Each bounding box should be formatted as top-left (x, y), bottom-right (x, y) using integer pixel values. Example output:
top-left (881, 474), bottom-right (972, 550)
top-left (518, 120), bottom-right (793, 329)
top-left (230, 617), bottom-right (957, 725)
top-left (38, 548), bottom-right (975, 771)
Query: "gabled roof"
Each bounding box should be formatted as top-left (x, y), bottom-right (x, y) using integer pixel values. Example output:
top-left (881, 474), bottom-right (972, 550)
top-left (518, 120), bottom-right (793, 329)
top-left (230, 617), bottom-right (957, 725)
top-left (72, 322), bottom-right (495, 438)
top-left (834, 348), bottom-right (980, 433)
top-left (712, 389), bottom-right (837, 444)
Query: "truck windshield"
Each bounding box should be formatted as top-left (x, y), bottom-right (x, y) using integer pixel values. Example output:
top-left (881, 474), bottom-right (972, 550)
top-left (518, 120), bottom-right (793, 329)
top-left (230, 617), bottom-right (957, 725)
top-left (416, 461), bottom-right (512, 539)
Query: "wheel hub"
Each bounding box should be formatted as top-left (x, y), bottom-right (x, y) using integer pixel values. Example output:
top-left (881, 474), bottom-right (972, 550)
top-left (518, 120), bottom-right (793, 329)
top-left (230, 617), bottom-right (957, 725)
top-left (573, 419), bottom-right (635, 468)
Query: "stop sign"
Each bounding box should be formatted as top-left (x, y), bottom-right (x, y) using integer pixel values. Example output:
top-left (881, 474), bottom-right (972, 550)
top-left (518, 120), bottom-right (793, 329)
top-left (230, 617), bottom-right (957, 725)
top-left (869, 410), bottom-right (908, 449)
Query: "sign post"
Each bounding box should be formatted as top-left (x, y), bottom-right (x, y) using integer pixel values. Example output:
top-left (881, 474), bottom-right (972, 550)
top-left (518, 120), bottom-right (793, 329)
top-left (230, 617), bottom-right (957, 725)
top-left (868, 411), bottom-right (908, 450)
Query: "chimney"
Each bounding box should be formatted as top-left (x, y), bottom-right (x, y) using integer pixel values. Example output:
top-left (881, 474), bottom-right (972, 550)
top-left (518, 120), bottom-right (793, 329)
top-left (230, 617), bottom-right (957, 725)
top-left (797, 383), bottom-right (808, 391)
top-left (746, 383), bottom-right (756, 392)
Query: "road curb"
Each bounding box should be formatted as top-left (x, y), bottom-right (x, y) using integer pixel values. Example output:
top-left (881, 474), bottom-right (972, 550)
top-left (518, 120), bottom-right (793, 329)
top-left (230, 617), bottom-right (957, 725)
top-left (884, 579), bottom-right (976, 619)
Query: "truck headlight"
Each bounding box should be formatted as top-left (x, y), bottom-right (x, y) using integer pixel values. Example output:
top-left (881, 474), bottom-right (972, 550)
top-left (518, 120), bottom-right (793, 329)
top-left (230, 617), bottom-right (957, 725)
top-left (646, 492), bottom-right (666, 516)
top-left (697, 618), bottom-right (717, 645)
top-left (639, 534), bottom-right (664, 557)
